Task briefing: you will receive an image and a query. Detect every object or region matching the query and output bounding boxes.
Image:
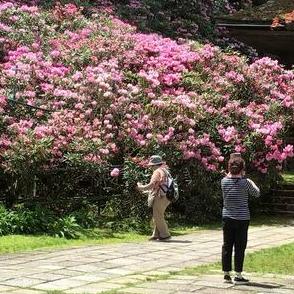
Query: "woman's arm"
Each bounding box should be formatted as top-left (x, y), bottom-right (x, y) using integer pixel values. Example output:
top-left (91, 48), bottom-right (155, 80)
top-left (137, 169), bottom-right (163, 192)
top-left (246, 178), bottom-right (260, 198)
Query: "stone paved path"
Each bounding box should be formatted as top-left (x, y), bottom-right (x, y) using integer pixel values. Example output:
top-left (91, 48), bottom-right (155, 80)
top-left (0, 225), bottom-right (293, 293)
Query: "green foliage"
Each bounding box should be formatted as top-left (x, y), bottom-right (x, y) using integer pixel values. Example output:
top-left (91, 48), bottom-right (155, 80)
top-left (182, 242), bottom-right (294, 276)
top-left (0, 204), bottom-right (83, 238)
top-left (103, 217), bottom-right (151, 234)
top-left (281, 171), bottom-right (294, 184)
top-left (71, 202), bottom-right (100, 228)
top-left (0, 205), bottom-right (15, 235)
top-left (50, 216), bottom-right (81, 239)
top-left (115, 0), bottom-right (216, 40)
top-left (173, 163), bottom-right (223, 223)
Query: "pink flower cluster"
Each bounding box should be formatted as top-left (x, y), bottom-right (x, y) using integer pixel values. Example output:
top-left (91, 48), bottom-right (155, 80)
top-left (0, 1), bottom-right (293, 176)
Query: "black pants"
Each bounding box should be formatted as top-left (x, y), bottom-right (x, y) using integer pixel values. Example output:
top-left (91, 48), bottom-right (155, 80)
top-left (222, 217), bottom-right (249, 272)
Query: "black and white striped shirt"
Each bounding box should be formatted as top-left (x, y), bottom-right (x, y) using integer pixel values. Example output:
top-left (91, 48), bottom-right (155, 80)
top-left (221, 177), bottom-right (260, 220)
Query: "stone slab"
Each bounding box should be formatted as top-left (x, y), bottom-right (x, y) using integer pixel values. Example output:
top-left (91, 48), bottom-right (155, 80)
top-left (1, 278), bottom-right (44, 288)
top-left (65, 282), bottom-right (123, 294)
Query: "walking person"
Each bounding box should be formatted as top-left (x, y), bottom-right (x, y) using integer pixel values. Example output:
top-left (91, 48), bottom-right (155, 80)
top-left (137, 155), bottom-right (171, 241)
top-left (221, 155), bottom-right (260, 284)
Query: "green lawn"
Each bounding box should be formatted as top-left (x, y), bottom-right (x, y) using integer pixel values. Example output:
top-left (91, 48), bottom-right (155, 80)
top-left (282, 171), bottom-right (294, 184)
top-left (0, 216), bottom-right (292, 255)
top-left (0, 231), bottom-right (146, 255)
top-left (245, 243), bottom-right (294, 274)
top-left (182, 242), bottom-right (294, 275)
top-left (250, 215), bottom-right (294, 226)
top-left (0, 225), bottom-right (205, 255)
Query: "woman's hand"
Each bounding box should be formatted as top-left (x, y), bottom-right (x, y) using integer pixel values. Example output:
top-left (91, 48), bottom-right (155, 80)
top-left (137, 182), bottom-right (143, 190)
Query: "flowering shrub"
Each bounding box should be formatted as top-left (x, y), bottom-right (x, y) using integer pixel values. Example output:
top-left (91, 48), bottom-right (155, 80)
top-left (272, 10), bottom-right (294, 29)
top-left (0, 1), bottom-right (293, 221)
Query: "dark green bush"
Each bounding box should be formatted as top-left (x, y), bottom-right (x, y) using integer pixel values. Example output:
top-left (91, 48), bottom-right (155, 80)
top-left (50, 216), bottom-right (82, 239)
top-left (71, 202), bottom-right (100, 228)
top-left (0, 204), bottom-right (82, 238)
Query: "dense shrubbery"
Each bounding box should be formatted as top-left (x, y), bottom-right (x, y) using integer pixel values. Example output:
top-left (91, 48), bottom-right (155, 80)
top-left (0, 202), bottom-right (152, 238)
top-left (0, 1), bottom-right (293, 225)
top-left (0, 203), bottom-right (83, 238)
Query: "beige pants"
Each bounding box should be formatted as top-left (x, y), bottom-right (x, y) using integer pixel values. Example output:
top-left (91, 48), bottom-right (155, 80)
top-left (151, 195), bottom-right (170, 238)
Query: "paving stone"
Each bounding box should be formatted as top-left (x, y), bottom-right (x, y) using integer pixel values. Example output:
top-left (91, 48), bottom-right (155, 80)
top-left (65, 282), bottom-right (123, 293)
top-left (1, 278), bottom-right (44, 288)
top-left (110, 258), bottom-right (142, 265)
top-left (139, 281), bottom-right (203, 292)
top-left (27, 272), bottom-right (68, 281)
top-left (127, 275), bottom-right (152, 281)
top-left (118, 287), bottom-right (173, 294)
top-left (157, 266), bottom-right (182, 273)
top-left (257, 290), bottom-right (294, 294)
top-left (101, 267), bottom-right (134, 275)
top-left (196, 288), bottom-right (250, 293)
top-left (37, 265), bottom-right (64, 270)
top-left (68, 274), bottom-right (108, 282)
top-left (192, 280), bottom-right (234, 289)
top-left (9, 289), bottom-right (45, 294)
top-left (52, 269), bottom-right (86, 276)
top-left (66, 264), bottom-right (101, 273)
top-left (163, 279), bottom-right (198, 285)
top-left (92, 261), bottom-right (123, 268)
top-left (0, 285), bottom-right (20, 292)
top-left (141, 270), bottom-right (170, 276)
top-left (107, 276), bottom-right (144, 285)
top-left (32, 278), bottom-right (87, 291)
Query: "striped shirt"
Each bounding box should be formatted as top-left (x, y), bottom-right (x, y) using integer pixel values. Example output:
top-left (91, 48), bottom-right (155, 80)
top-left (221, 177), bottom-right (260, 220)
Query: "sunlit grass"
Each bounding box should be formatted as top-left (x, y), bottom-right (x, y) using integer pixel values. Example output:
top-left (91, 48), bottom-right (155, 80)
top-left (0, 216), bottom-right (292, 255)
top-left (181, 243), bottom-right (294, 275)
top-left (0, 224), bottom-right (206, 255)
top-left (281, 171), bottom-right (294, 184)
top-left (0, 230), bottom-right (146, 255)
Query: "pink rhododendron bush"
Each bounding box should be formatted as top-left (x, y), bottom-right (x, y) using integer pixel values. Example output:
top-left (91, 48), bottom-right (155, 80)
top-left (0, 2), bottom-right (293, 220)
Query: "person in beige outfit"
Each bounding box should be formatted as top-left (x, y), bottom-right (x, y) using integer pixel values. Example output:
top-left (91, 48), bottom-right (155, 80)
top-left (137, 155), bottom-right (171, 241)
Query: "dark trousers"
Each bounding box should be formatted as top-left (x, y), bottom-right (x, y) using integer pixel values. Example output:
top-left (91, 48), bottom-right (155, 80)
top-left (222, 217), bottom-right (249, 272)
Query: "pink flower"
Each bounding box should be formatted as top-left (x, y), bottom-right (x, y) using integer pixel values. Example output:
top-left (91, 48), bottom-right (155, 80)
top-left (218, 156), bottom-right (224, 162)
top-left (265, 135), bottom-right (273, 146)
top-left (283, 145), bottom-right (294, 157)
top-left (110, 168), bottom-right (120, 177)
top-left (50, 50), bottom-right (61, 58)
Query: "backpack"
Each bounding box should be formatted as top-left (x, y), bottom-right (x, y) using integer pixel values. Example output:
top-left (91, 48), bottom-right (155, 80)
top-left (160, 169), bottom-right (179, 203)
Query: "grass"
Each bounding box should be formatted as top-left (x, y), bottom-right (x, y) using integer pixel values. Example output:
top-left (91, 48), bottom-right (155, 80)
top-left (250, 215), bottom-right (294, 226)
top-left (0, 224), bottom-right (206, 255)
top-left (281, 171), bottom-right (294, 185)
top-left (181, 242), bottom-right (294, 276)
top-left (0, 230), bottom-right (146, 255)
top-left (245, 243), bottom-right (294, 274)
top-left (0, 215), bottom-right (292, 255)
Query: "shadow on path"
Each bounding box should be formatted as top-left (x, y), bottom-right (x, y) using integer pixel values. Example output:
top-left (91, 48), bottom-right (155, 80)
top-left (236, 281), bottom-right (283, 289)
top-left (160, 240), bottom-right (192, 243)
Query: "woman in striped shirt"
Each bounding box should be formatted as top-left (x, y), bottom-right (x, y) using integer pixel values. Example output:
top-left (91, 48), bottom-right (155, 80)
top-left (221, 156), bottom-right (260, 284)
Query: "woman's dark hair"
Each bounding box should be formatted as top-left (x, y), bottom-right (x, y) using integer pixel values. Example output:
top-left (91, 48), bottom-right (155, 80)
top-left (228, 157), bottom-right (245, 175)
